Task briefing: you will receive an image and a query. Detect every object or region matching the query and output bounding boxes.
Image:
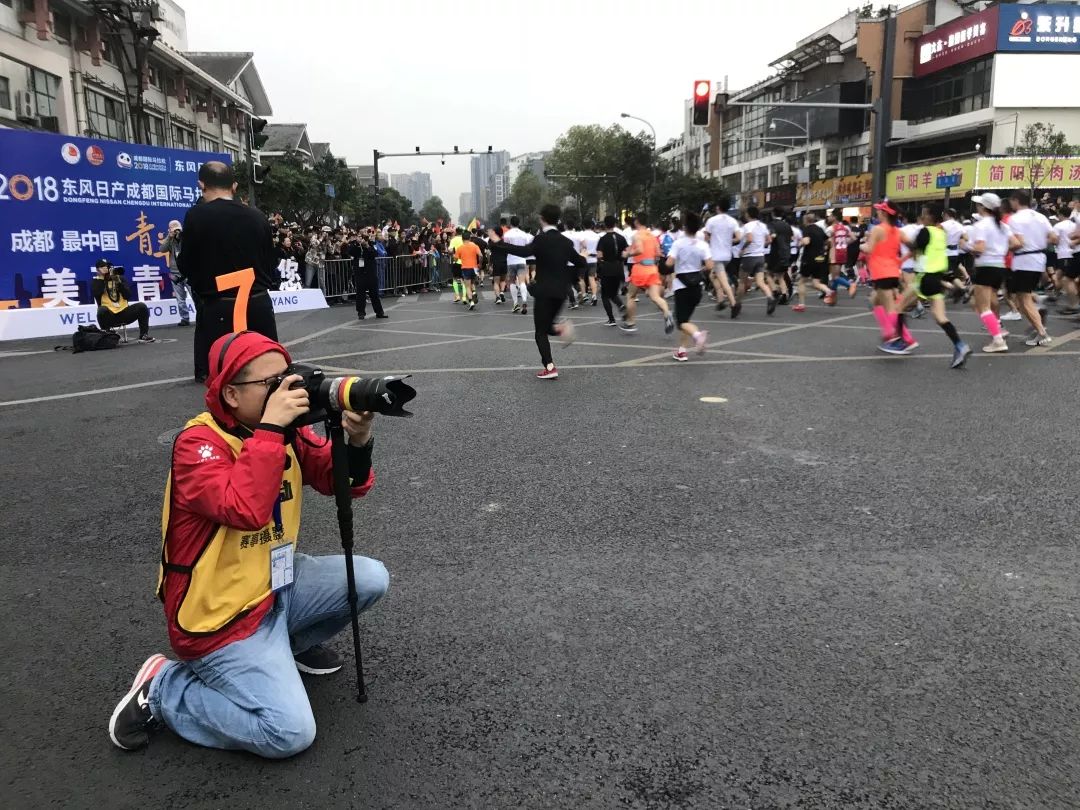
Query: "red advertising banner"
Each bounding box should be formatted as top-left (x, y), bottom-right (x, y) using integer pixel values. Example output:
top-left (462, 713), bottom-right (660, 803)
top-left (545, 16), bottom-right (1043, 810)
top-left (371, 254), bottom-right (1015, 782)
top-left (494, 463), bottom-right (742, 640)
top-left (914, 5), bottom-right (1000, 78)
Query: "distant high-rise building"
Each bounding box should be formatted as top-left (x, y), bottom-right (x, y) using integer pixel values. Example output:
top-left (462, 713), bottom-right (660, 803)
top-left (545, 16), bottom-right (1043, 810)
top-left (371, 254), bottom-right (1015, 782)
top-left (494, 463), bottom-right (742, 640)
top-left (349, 165), bottom-right (388, 187)
top-left (470, 151), bottom-right (509, 219)
top-left (389, 172), bottom-right (433, 211)
top-left (504, 151), bottom-right (549, 190)
top-left (458, 192), bottom-right (474, 221)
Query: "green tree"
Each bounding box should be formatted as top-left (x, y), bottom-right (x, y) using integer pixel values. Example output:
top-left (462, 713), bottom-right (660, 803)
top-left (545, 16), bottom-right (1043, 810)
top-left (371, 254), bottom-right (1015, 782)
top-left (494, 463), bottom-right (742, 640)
top-left (647, 171), bottom-right (727, 224)
top-left (546, 124), bottom-right (655, 221)
top-left (418, 195), bottom-right (451, 224)
top-left (1008, 122), bottom-right (1078, 198)
top-left (352, 186), bottom-right (416, 228)
top-left (505, 171), bottom-right (544, 218)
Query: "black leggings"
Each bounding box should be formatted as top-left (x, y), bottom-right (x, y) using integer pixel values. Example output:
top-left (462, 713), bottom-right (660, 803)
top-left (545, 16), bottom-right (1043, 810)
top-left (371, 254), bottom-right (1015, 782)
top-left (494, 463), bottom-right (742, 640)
top-left (98, 302), bottom-right (149, 336)
top-left (532, 294), bottom-right (563, 367)
top-left (599, 275), bottom-right (624, 321)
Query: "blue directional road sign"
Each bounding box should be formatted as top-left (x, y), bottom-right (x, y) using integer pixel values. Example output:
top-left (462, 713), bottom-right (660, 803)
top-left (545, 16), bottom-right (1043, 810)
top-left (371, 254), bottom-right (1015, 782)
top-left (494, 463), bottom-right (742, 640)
top-left (936, 173), bottom-right (962, 189)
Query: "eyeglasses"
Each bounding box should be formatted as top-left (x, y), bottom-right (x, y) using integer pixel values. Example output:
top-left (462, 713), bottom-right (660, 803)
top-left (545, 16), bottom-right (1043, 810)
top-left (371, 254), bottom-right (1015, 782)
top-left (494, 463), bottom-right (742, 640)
top-left (229, 373), bottom-right (288, 390)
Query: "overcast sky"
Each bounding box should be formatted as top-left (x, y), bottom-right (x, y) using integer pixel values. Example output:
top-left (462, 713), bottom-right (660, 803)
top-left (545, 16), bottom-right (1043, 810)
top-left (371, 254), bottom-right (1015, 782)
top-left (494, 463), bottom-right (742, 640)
top-left (183, 0), bottom-right (863, 219)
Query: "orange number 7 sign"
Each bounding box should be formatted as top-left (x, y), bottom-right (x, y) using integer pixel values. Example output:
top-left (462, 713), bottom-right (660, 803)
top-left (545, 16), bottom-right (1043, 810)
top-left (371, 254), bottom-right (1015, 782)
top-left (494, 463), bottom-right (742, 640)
top-left (215, 268), bottom-right (255, 332)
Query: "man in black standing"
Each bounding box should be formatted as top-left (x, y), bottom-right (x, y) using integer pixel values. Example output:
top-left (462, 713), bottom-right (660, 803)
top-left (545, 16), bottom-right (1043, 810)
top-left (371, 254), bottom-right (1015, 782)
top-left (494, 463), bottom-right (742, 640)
top-left (488, 204), bottom-right (586, 380)
top-left (350, 232), bottom-right (387, 320)
top-left (178, 161), bottom-right (279, 382)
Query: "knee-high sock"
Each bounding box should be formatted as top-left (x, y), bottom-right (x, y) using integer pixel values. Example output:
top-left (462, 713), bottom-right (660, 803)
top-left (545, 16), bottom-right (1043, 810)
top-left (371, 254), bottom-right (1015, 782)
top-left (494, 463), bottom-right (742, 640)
top-left (509, 283), bottom-right (519, 304)
top-left (940, 319), bottom-right (962, 347)
top-left (452, 280), bottom-right (461, 298)
top-left (872, 306), bottom-right (894, 339)
top-left (893, 312), bottom-right (915, 343)
top-left (518, 283), bottom-right (529, 304)
top-left (980, 310), bottom-right (1002, 338)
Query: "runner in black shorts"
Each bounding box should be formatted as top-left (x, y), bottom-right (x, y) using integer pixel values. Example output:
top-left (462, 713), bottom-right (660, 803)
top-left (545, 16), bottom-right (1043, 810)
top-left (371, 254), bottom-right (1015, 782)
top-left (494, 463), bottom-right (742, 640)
top-left (793, 213), bottom-right (831, 312)
top-left (665, 211), bottom-right (713, 362)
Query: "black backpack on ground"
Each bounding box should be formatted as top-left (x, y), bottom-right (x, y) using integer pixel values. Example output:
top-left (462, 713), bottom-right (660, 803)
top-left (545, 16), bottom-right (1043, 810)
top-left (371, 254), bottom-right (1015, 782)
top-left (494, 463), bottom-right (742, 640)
top-left (55, 325), bottom-right (121, 353)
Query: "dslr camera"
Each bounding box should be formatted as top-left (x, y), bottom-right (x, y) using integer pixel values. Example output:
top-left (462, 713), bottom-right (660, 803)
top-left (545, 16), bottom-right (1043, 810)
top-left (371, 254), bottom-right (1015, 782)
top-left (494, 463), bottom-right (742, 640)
top-left (271, 363), bottom-right (416, 428)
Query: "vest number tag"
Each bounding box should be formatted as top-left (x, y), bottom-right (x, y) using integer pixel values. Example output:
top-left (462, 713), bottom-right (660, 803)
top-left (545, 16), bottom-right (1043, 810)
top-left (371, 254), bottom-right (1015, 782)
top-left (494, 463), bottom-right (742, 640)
top-left (270, 543), bottom-right (295, 591)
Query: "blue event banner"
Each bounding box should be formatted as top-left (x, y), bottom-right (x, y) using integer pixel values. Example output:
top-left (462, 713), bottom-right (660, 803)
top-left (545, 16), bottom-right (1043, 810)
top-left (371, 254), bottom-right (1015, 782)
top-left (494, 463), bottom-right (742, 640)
top-left (0, 129), bottom-right (229, 310)
top-left (997, 4), bottom-right (1080, 53)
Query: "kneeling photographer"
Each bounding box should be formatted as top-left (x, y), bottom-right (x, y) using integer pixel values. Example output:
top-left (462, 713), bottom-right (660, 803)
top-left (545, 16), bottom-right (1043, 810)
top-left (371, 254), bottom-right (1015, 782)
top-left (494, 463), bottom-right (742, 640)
top-left (92, 259), bottom-right (155, 343)
top-left (108, 330), bottom-right (415, 758)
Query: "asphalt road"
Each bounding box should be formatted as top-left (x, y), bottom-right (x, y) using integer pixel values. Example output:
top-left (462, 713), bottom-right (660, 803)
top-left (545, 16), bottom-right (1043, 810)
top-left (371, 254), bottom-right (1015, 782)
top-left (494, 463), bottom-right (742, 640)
top-left (1, 288), bottom-right (1078, 809)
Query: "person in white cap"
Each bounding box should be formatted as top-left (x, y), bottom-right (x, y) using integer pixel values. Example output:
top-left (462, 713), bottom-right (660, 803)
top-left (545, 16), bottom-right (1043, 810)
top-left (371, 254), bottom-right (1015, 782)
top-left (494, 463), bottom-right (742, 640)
top-left (159, 220), bottom-right (191, 327)
top-left (963, 192), bottom-right (1018, 353)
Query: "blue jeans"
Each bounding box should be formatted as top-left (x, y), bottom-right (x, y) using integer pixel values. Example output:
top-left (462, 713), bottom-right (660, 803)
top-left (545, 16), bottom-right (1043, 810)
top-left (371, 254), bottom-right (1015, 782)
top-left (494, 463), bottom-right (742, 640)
top-left (149, 553), bottom-right (389, 758)
top-left (172, 275), bottom-right (192, 323)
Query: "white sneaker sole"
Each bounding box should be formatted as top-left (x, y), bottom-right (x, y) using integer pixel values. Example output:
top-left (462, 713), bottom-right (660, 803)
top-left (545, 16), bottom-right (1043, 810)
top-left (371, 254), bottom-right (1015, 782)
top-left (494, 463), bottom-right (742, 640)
top-left (108, 653), bottom-right (166, 750)
top-left (295, 661), bottom-right (343, 676)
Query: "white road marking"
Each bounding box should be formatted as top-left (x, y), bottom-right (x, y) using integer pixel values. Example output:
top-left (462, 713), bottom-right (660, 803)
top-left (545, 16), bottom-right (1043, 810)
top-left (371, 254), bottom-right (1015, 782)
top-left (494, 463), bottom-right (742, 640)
top-left (282, 301), bottom-right (405, 348)
top-left (0, 376), bottom-right (190, 407)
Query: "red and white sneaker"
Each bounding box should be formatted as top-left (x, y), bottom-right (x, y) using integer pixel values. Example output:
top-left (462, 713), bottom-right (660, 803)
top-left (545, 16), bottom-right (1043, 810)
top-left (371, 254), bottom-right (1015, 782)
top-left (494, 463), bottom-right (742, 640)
top-left (693, 330), bottom-right (708, 355)
top-left (824, 292), bottom-right (837, 306)
top-left (109, 653), bottom-right (170, 751)
top-left (536, 365), bottom-right (559, 380)
top-left (672, 348), bottom-right (688, 362)
top-left (792, 304), bottom-right (807, 313)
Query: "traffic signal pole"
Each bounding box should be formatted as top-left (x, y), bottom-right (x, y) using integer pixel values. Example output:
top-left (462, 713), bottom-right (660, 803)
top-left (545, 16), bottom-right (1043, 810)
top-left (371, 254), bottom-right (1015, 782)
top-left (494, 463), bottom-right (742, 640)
top-left (373, 147), bottom-right (490, 227)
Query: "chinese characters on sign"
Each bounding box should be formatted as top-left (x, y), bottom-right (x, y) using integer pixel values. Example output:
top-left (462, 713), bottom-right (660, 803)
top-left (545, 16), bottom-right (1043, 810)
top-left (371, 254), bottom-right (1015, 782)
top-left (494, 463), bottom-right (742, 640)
top-left (884, 159), bottom-right (978, 201)
top-left (974, 157), bottom-right (1080, 189)
top-left (913, 5), bottom-right (999, 78)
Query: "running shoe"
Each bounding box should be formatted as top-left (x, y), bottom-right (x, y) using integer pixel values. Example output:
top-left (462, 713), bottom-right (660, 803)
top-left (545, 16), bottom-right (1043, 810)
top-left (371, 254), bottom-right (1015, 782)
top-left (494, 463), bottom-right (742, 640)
top-left (879, 338), bottom-right (910, 355)
top-left (109, 653), bottom-right (169, 751)
top-left (664, 314), bottom-right (675, 334)
top-left (1058, 306), bottom-right (1080, 315)
top-left (716, 300), bottom-right (728, 312)
top-left (999, 329), bottom-right (1010, 338)
top-left (904, 340), bottom-right (920, 351)
top-left (778, 294), bottom-right (788, 305)
top-left (521, 305), bottom-right (528, 315)
top-left (294, 644), bottom-right (343, 675)
top-left (913, 303), bottom-right (925, 319)
top-left (604, 319), bottom-right (617, 327)
top-left (1025, 333), bottom-right (1052, 347)
top-left (982, 337), bottom-right (1009, 353)
top-left (694, 330), bottom-right (708, 355)
top-left (731, 302), bottom-right (742, 319)
top-left (672, 348), bottom-right (688, 362)
top-left (1000, 310), bottom-right (1022, 321)
top-left (951, 342), bottom-right (972, 369)
top-left (792, 304), bottom-right (806, 313)
top-left (138, 334), bottom-right (156, 343)
top-left (495, 296), bottom-right (503, 305)
top-left (570, 302), bottom-right (580, 310)
top-left (536, 366), bottom-right (559, 380)
top-left (513, 303), bottom-right (521, 313)
top-left (619, 322), bottom-right (638, 333)
top-left (824, 292), bottom-right (837, 306)
top-left (591, 297), bottom-right (598, 306)
top-left (766, 297), bottom-right (777, 316)
top-left (469, 301), bottom-right (476, 311)
top-left (558, 320), bottom-right (576, 346)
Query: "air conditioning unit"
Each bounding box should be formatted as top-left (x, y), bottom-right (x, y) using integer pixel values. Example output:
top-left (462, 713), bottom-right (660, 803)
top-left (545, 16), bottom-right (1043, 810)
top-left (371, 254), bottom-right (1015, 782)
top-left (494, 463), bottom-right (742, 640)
top-left (38, 115), bottom-right (60, 133)
top-left (15, 90), bottom-right (36, 122)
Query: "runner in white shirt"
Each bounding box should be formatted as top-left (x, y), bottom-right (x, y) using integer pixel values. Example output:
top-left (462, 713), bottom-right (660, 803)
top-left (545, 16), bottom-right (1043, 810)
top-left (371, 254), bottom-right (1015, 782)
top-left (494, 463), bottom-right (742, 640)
top-left (579, 221), bottom-right (601, 306)
top-left (702, 196), bottom-right (741, 317)
top-left (1006, 190), bottom-right (1052, 345)
top-left (737, 206), bottom-right (778, 315)
top-left (962, 193), bottom-right (1017, 353)
top-left (502, 216), bottom-right (533, 315)
top-left (1051, 206), bottom-right (1078, 314)
top-left (941, 207), bottom-right (968, 301)
top-left (664, 211), bottom-right (713, 361)
top-left (899, 215), bottom-right (924, 315)
top-left (562, 222), bottom-right (582, 309)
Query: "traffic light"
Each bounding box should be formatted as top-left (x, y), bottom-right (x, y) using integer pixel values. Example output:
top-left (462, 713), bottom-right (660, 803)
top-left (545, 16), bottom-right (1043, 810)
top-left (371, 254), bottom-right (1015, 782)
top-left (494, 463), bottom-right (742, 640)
top-left (692, 80), bottom-right (710, 127)
top-left (252, 162), bottom-right (271, 185)
top-left (249, 117), bottom-right (268, 151)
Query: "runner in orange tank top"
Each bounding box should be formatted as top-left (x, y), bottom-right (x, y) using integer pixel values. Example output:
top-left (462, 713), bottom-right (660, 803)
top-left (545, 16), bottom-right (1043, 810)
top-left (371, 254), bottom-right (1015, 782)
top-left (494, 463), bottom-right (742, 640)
top-left (620, 216), bottom-right (675, 335)
top-left (864, 200), bottom-right (917, 355)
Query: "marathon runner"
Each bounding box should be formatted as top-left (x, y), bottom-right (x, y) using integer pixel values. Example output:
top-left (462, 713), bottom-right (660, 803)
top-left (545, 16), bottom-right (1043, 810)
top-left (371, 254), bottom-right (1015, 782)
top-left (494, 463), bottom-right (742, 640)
top-left (579, 220), bottom-right (601, 306)
top-left (596, 216), bottom-right (628, 326)
top-left (448, 228), bottom-right (465, 303)
top-left (863, 201), bottom-right (916, 354)
top-left (703, 197), bottom-right (741, 317)
top-left (767, 207), bottom-right (792, 305)
top-left (739, 206), bottom-right (777, 315)
top-left (666, 211), bottom-right (712, 361)
top-left (793, 213), bottom-right (831, 313)
top-left (454, 232), bottom-right (483, 311)
top-left (621, 216), bottom-right (675, 334)
top-left (963, 193), bottom-right (1013, 354)
top-left (503, 216), bottom-right (532, 315)
top-left (1006, 190), bottom-right (1053, 346)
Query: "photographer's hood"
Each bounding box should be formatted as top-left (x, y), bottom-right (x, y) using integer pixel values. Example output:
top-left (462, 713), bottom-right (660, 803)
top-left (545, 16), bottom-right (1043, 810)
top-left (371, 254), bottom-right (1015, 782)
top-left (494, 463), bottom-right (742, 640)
top-left (206, 331), bottom-right (292, 428)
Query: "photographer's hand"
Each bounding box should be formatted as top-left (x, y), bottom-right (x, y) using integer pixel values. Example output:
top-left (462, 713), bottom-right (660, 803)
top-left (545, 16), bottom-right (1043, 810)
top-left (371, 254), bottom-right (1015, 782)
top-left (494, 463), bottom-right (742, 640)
top-left (261, 375), bottom-right (310, 428)
top-left (342, 410), bottom-right (374, 446)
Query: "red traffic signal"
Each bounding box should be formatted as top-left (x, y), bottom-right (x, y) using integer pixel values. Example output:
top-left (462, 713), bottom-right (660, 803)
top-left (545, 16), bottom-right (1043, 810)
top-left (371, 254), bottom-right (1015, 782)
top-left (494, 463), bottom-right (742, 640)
top-left (692, 80), bottom-right (711, 126)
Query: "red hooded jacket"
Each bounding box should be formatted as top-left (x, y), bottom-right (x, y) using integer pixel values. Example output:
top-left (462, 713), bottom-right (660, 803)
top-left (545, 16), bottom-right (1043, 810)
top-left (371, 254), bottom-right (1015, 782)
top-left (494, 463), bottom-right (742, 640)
top-left (161, 331), bottom-right (374, 659)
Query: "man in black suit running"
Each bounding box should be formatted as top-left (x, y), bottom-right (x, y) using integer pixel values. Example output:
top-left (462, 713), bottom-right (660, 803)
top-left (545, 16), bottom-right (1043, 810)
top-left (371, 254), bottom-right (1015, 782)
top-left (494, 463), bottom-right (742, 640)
top-left (489, 204), bottom-right (586, 380)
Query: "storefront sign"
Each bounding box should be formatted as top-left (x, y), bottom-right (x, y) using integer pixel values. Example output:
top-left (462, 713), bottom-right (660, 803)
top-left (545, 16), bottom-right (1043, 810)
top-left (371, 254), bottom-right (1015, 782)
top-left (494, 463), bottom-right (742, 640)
top-left (998, 4), bottom-right (1080, 53)
top-left (915, 5), bottom-right (999, 78)
top-left (975, 156), bottom-right (1080, 189)
top-left (764, 184), bottom-right (796, 208)
top-left (885, 159), bottom-right (977, 201)
top-left (797, 173), bottom-right (872, 208)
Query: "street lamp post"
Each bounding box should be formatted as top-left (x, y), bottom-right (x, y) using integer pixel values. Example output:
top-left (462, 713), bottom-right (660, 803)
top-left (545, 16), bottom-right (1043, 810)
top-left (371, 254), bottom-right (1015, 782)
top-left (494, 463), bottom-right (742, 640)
top-left (770, 111), bottom-right (812, 184)
top-left (620, 112), bottom-right (658, 208)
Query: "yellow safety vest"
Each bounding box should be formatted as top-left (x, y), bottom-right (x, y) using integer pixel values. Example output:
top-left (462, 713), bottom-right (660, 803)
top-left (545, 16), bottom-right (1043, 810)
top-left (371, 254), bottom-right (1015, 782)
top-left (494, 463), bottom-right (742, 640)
top-left (157, 412), bottom-right (303, 636)
top-left (100, 276), bottom-right (127, 314)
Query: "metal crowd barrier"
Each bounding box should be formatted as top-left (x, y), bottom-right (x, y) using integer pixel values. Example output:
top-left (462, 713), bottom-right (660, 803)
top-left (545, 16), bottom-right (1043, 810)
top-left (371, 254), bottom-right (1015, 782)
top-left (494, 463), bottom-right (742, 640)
top-left (320, 255), bottom-right (450, 303)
